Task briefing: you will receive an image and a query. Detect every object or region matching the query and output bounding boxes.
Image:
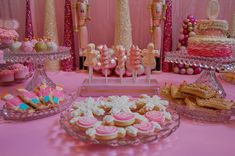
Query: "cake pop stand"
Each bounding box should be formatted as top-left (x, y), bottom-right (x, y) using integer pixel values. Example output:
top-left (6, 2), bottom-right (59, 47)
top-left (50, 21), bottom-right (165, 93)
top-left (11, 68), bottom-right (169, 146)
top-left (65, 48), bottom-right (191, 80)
top-left (165, 50), bottom-right (235, 97)
top-left (3, 47), bottom-right (71, 90)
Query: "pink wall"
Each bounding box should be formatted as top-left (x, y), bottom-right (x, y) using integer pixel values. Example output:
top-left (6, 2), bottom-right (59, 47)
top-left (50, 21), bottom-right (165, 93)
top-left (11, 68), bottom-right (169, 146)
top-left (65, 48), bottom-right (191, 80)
top-left (1, 0), bottom-right (235, 50)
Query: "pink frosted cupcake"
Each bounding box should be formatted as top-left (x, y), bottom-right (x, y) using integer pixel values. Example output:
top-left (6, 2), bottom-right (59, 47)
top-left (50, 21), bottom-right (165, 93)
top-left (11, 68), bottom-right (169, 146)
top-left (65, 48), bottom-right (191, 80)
top-left (21, 40), bottom-right (34, 52)
top-left (14, 66), bottom-right (29, 80)
top-left (0, 69), bottom-right (14, 83)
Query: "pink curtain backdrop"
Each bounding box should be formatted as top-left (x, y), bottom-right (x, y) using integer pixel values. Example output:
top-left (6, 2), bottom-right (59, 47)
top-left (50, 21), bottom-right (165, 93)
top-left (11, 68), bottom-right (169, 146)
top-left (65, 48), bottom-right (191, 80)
top-left (0, 0), bottom-right (234, 51)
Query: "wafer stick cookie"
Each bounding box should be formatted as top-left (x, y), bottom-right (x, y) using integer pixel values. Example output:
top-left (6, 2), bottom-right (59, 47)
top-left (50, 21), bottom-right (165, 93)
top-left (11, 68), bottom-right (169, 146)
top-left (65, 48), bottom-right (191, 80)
top-left (180, 83), bottom-right (216, 99)
top-left (196, 98), bottom-right (234, 110)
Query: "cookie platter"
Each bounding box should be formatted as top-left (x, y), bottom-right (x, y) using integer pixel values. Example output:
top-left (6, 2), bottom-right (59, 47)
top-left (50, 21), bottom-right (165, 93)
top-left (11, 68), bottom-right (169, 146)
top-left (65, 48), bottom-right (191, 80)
top-left (161, 82), bottom-right (235, 122)
top-left (60, 95), bottom-right (180, 146)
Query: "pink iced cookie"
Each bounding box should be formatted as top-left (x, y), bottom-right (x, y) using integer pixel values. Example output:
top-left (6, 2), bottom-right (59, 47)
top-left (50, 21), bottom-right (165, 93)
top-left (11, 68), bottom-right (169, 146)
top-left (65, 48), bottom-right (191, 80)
top-left (113, 112), bottom-right (135, 126)
top-left (76, 116), bottom-right (98, 130)
top-left (17, 89), bottom-right (42, 109)
top-left (52, 86), bottom-right (65, 105)
top-left (95, 125), bottom-right (118, 140)
top-left (37, 87), bottom-right (54, 106)
top-left (133, 122), bottom-right (155, 135)
top-left (1, 93), bottom-right (31, 112)
top-left (145, 111), bottom-right (165, 124)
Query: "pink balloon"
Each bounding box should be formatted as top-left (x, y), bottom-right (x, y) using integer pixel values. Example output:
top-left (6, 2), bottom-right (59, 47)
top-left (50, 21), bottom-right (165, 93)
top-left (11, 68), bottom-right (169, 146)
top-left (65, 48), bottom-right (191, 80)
top-left (173, 66), bottom-right (180, 74)
top-left (187, 68), bottom-right (194, 75)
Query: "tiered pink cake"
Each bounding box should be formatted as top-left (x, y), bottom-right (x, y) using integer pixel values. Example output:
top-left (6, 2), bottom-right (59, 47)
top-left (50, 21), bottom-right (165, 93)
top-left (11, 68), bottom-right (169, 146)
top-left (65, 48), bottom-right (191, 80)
top-left (188, 20), bottom-right (235, 57)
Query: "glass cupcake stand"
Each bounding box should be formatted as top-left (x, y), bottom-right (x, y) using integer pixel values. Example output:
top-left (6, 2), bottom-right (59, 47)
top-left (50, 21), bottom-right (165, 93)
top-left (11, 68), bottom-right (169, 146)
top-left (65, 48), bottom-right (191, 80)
top-left (164, 50), bottom-right (235, 122)
top-left (0, 47), bottom-right (76, 121)
top-left (3, 47), bottom-right (71, 90)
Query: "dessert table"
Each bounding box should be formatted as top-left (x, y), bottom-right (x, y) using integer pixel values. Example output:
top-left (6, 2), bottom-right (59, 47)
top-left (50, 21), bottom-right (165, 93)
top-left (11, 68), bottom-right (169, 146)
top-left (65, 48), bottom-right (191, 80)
top-left (0, 71), bottom-right (235, 156)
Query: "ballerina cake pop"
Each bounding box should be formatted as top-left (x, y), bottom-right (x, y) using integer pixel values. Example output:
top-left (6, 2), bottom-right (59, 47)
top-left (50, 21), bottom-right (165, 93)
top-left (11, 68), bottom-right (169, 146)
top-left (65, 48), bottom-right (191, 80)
top-left (82, 43), bottom-right (98, 83)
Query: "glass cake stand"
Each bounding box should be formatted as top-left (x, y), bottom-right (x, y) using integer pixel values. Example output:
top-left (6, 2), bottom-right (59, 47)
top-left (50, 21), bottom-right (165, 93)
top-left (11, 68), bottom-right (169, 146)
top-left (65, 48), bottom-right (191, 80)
top-left (60, 108), bottom-right (180, 146)
top-left (165, 50), bottom-right (235, 97)
top-left (3, 47), bottom-right (71, 90)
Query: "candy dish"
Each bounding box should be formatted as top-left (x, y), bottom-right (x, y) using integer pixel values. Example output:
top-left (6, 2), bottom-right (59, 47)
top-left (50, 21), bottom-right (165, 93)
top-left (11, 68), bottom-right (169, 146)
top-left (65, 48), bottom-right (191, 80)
top-left (0, 91), bottom-right (76, 121)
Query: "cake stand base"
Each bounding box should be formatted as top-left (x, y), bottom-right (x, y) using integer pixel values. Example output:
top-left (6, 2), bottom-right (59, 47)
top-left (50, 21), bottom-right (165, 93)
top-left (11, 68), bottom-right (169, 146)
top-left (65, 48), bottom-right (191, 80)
top-left (79, 78), bottom-right (160, 97)
top-left (195, 69), bottom-right (226, 97)
top-left (26, 62), bottom-right (56, 91)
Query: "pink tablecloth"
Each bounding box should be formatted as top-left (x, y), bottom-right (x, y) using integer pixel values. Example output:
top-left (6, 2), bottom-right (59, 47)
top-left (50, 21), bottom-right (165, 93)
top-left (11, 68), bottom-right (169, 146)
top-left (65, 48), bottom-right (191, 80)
top-left (0, 72), bottom-right (235, 156)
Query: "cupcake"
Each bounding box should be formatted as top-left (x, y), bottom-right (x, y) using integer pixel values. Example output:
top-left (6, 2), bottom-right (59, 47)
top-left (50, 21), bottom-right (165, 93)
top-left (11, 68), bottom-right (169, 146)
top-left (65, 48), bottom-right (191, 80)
top-left (0, 69), bottom-right (14, 83)
top-left (10, 40), bottom-right (22, 51)
top-left (21, 39), bottom-right (34, 52)
top-left (46, 40), bottom-right (58, 52)
top-left (34, 39), bottom-right (48, 52)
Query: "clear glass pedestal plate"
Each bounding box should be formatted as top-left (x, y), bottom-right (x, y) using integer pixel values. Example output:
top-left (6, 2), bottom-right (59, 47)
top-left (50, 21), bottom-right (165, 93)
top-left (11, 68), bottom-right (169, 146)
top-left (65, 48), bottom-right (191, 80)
top-left (3, 47), bottom-right (71, 90)
top-left (165, 50), bottom-right (235, 97)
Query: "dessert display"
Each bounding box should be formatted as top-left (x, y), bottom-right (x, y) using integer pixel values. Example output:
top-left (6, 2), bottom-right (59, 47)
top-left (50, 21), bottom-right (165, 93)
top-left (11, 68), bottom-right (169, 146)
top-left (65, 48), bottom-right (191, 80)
top-left (60, 95), bottom-right (180, 146)
top-left (0, 83), bottom-right (73, 121)
top-left (0, 64), bottom-right (30, 84)
top-left (161, 82), bottom-right (235, 122)
top-left (10, 38), bottom-right (58, 53)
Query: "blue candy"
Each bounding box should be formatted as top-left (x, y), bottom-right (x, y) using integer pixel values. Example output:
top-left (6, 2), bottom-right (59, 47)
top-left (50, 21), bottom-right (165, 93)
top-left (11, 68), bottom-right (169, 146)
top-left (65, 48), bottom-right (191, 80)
top-left (19, 103), bottom-right (30, 111)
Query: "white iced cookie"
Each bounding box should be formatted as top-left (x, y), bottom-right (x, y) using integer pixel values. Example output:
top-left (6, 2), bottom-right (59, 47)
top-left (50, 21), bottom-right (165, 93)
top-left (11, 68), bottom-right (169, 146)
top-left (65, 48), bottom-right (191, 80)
top-left (117, 127), bottom-right (126, 138)
top-left (86, 128), bottom-right (96, 139)
top-left (134, 113), bottom-right (149, 123)
top-left (103, 115), bottom-right (114, 125)
top-left (151, 121), bottom-right (162, 130)
top-left (70, 116), bottom-right (81, 124)
top-left (126, 126), bottom-right (138, 137)
top-left (163, 111), bottom-right (172, 120)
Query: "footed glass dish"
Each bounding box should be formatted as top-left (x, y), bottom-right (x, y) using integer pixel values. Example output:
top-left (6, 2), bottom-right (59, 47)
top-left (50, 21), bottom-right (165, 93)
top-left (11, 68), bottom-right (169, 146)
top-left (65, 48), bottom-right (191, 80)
top-left (60, 108), bottom-right (180, 146)
top-left (0, 92), bottom-right (76, 121)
